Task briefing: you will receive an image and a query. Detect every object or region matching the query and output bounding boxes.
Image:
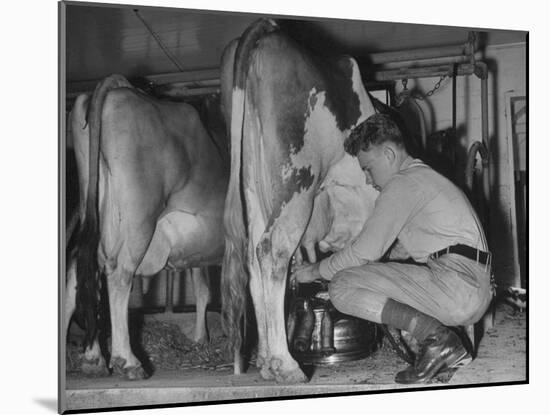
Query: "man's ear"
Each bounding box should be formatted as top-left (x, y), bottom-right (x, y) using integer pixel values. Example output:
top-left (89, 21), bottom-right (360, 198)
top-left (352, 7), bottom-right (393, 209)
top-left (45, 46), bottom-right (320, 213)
top-left (382, 144), bottom-right (397, 163)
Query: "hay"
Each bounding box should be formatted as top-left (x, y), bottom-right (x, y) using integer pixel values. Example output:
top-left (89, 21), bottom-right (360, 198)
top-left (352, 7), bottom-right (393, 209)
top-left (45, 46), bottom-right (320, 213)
top-left (140, 320), bottom-right (233, 371)
top-left (66, 318), bottom-right (233, 374)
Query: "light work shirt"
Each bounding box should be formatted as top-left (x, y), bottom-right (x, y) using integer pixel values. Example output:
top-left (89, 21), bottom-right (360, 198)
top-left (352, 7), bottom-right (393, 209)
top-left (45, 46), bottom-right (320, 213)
top-left (319, 157), bottom-right (488, 281)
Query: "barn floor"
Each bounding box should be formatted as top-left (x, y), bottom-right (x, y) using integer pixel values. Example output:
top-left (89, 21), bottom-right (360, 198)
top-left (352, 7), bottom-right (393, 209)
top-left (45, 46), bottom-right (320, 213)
top-left (63, 301), bottom-right (526, 412)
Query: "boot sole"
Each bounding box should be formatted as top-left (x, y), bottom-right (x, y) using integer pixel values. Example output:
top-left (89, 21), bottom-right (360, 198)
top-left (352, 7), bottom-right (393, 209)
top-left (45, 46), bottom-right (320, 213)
top-left (395, 349), bottom-right (472, 384)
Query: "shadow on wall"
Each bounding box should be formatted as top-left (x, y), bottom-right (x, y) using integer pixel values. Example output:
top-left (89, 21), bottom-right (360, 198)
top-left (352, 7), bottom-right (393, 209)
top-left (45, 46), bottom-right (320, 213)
top-left (395, 62), bottom-right (517, 289)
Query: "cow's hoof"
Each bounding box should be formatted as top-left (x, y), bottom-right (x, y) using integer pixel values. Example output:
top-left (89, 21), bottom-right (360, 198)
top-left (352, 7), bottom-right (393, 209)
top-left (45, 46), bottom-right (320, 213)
top-left (274, 367), bottom-right (307, 384)
top-left (81, 357), bottom-right (110, 377)
top-left (257, 355), bottom-right (275, 380)
top-left (259, 364), bottom-right (276, 380)
top-left (124, 365), bottom-right (148, 381)
top-left (111, 357), bottom-right (148, 380)
top-left (270, 358), bottom-right (307, 384)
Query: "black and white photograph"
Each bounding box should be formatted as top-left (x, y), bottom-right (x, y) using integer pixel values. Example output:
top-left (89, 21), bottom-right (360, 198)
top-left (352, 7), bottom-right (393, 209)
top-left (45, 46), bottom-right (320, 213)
top-left (55, 0), bottom-right (531, 413)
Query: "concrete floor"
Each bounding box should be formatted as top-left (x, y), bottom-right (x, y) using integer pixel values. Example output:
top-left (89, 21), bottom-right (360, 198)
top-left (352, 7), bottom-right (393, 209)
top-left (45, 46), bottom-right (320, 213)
top-left (62, 301), bottom-right (526, 412)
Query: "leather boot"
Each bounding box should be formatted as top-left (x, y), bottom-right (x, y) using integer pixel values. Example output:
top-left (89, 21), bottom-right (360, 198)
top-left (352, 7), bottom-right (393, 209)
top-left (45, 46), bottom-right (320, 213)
top-left (395, 326), bottom-right (472, 384)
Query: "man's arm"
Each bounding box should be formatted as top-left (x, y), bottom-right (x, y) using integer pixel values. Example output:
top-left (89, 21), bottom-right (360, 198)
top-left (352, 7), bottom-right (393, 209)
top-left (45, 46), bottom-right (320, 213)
top-left (319, 175), bottom-right (424, 280)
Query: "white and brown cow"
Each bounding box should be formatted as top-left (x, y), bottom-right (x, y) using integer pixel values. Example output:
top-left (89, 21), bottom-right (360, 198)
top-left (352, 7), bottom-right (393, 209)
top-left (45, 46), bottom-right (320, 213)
top-left (220, 19), bottom-right (378, 383)
top-left (65, 75), bottom-right (229, 379)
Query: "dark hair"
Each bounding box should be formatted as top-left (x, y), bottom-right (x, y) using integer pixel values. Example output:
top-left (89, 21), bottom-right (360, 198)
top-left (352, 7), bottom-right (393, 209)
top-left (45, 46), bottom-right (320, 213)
top-left (344, 113), bottom-right (407, 156)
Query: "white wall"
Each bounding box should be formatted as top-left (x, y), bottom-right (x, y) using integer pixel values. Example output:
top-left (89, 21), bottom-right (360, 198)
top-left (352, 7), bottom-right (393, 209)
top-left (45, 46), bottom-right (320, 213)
top-left (394, 42), bottom-right (526, 287)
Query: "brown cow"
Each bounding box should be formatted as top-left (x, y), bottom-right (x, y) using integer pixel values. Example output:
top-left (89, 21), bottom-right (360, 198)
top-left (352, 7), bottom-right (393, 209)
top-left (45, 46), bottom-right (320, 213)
top-left (65, 75), bottom-right (228, 379)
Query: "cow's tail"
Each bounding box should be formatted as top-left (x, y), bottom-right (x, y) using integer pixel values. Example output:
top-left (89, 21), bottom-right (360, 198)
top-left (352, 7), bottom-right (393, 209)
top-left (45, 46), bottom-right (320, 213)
top-left (221, 19), bottom-right (278, 367)
top-left (75, 74), bottom-right (131, 348)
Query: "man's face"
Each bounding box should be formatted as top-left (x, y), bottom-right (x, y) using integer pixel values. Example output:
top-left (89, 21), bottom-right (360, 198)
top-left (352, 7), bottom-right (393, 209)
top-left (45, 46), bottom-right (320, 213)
top-left (357, 145), bottom-right (395, 190)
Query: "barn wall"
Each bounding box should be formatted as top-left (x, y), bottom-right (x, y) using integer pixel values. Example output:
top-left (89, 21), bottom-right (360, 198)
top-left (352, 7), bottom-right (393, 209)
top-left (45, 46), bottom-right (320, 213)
top-left (395, 42), bottom-right (526, 287)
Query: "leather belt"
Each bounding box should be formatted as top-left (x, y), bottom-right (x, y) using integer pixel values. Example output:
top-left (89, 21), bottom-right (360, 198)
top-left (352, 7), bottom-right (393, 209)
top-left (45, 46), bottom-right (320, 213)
top-left (431, 244), bottom-right (492, 267)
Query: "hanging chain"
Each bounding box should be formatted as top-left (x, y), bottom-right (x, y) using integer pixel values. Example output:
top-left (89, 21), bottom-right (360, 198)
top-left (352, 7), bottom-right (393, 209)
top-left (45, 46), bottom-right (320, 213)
top-left (424, 75), bottom-right (447, 98)
top-left (407, 75), bottom-right (448, 101)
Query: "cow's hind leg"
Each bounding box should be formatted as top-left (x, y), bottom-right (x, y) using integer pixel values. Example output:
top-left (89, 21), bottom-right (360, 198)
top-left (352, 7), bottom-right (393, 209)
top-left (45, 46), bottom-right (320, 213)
top-left (66, 255), bottom-right (109, 376)
top-left (257, 222), bottom-right (308, 384)
top-left (254, 193), bottom-right (315, 384)
top-left (248, 255), bottom-right (272, 380)
top-left (241, 188), bottom-right (273, 379)
top-left (107, 266), bottom-right (147, 380)
top-left (192, 267), bottom-right (211, 343)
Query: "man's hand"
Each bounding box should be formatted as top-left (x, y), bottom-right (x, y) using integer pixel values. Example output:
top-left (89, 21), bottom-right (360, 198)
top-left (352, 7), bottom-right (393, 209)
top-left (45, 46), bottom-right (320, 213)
top-left (290, 262), bottom-right (322, 284)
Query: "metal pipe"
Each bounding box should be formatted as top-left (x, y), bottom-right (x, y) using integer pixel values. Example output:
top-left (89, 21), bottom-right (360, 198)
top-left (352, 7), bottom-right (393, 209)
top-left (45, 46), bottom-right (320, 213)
top-left (165, 269), bottom-right (175, 313)
top-left (67, 68), bottom-right (221, 95)
top-left (375, 54), bottom-right (473, 70)
top-left (475, 62), bottom-right (491, 224)
top-left (161, 79), bottom-right (220, 88)
top-left (475, 62), bottom-right (489, 148)
top-left (452, 64), bottom-right (457, 169)
top-left (452, 64), bottom-right (457, 132)
top-left (67, 80), bottom-right (221, 100)
top-left (372, 63), bottom-right (475, 82)
top-left (465, 141), bottom-right (489, 191)
top-left (152, 85), bottom-right (220, 98)
top-left (370, 44), bottom-right (468, 65)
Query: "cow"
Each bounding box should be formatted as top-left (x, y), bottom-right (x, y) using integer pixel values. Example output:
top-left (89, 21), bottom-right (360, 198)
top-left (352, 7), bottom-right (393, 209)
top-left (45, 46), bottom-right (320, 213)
top-left (220, 19), bottom-right (378, 383)
top-left (65, 74), bottom-right (229, 379)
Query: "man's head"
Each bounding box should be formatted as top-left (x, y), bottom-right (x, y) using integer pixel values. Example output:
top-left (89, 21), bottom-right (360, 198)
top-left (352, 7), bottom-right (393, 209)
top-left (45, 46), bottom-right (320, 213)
top-left (345, 113), bottom-right (410, 190)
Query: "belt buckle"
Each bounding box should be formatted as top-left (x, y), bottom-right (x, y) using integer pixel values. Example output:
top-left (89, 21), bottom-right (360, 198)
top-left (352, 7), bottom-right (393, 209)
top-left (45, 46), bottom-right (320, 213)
top-left (433, 246), bottom-right (450, 260)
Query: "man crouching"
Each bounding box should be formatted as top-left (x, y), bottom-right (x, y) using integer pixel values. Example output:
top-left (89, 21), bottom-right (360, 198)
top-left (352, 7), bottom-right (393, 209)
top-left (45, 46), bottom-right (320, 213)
top-left (291, 113), bottom-right (493, 384)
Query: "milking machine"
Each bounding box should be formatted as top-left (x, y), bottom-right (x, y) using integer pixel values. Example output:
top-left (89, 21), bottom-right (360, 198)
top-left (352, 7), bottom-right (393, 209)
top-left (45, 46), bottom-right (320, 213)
top-left (285, 276), bottom-right (379, 365)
